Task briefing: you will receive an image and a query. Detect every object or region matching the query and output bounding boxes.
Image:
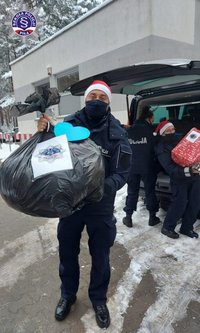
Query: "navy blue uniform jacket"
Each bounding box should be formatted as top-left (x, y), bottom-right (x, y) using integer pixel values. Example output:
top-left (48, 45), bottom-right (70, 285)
top-left (64, 108), bottom-right (132, 215)
top-left (126, 120), bottom-right (158, 174)
top-left (155, 134), bottom-right (199, 183)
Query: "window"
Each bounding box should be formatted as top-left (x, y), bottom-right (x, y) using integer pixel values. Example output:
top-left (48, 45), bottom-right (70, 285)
top-left (35, 82), bottom-right (50, 95)
top-left (57, 68), bottom-right (79, 93)
top-left (151, 106), bottom-right (169, 124)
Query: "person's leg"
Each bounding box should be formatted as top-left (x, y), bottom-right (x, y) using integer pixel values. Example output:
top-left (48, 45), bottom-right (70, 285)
top-left (55, 211), bottom-right (84, 321)
top-left (161, 181), bottom-right (187, 238)
top-left (57, 211), bottom-right (84, 298)
top-left (87, 215), bottom-right (116, 304)
top-left (142, 173), bottom-right (160, 226)
top-left (86, 214), bottom-right (116, 328)
top-left (180, 179), bottom-right (200, 238)
top-left (123, 174), bottom-right (141, 227)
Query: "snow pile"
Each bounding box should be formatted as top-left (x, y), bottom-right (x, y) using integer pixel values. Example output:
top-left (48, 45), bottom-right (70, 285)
top-left (0, 143), bottom-right (19, 162)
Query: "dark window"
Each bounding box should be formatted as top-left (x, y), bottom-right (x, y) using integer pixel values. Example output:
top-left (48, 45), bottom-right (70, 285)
top-left (35, 82), bottom-right (50, 95)
top-left (57, 69), bottom-right (79, 93)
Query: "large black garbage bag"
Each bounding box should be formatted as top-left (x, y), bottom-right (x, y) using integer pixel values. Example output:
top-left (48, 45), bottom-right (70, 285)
top-left (0, 131), bottom-right (105, 218)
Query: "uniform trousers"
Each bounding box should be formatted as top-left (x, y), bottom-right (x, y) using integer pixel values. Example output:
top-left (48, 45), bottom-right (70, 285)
top-left (163, 178), bottom-right (200, 231)
top-left (124, 172), bottom-right (159, 215)
top-left (57, 210), bottom-right (116, 305)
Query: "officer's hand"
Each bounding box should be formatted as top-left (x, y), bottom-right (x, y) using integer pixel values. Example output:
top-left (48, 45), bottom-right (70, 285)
top-left (37, 114), bottom-right (51, 132)
top-left (104, 178), bottom-right (116, 196)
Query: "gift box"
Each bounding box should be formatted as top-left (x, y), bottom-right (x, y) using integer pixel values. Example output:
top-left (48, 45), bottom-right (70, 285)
top-left (171, 127), bottom-right (200, 167)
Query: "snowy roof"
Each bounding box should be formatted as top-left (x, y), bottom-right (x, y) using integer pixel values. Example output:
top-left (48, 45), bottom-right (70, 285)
top-left (2, 71), bottom-right (12, 79)
top-left (10, 0), bottom-right (113, 66)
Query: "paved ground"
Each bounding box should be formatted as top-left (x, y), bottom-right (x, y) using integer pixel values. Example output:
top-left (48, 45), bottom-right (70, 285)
top-left (1, 195), bottom-right (200, 333)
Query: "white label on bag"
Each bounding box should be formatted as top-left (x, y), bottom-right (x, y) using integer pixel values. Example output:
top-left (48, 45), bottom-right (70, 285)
top-left (31, 135), bottom-right (73, 179)
top-left (186, 130), bottom-right (200, 143)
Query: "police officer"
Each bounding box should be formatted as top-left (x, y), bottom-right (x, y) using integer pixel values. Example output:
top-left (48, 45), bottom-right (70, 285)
top-left (155, 120), bottom-right (200, 239)
top-left (37, 80), bottom-right (132, 329)
top-left (123, 106), bottom-right (160, 228)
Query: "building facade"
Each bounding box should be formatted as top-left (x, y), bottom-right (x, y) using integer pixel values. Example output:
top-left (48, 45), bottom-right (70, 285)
top-left (10, 0), bottom-right (200, 133)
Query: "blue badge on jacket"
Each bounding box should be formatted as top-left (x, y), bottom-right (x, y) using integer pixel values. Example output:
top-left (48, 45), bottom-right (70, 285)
top-left (54, 122), bottom-right (90, 141)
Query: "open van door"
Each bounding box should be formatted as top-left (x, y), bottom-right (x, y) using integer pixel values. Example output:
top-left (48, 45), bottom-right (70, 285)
top-left (70, 59), bottom-right (200, 124)
top-left (70, 60), bottom-right (200, 214)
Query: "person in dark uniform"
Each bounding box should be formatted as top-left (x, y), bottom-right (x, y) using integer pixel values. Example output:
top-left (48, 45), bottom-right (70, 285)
top-left (123, 106), bottom-right (160, 228)
top-left (37, 80), bottom-right (132, 329)
top-left (155, 120), bottom-right (200, 239)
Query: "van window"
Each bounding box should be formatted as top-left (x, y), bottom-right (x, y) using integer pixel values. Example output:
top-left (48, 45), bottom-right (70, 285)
top-left (150, 103), bottom-right (200, 133)
top-left (178, 106), bottom-right (184, 119)
top-left (151, 106), bottom-right (169, 124)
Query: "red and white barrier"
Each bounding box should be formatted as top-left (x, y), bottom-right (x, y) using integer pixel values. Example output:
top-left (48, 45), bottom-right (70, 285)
top-left (13, 133), bottom-right (32, 141)
top-left (0, 133), bottom-right (33, 142)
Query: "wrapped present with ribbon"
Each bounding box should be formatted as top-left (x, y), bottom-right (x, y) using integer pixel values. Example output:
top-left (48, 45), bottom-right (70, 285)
top-left (171, 127), bottom-right (200, 167)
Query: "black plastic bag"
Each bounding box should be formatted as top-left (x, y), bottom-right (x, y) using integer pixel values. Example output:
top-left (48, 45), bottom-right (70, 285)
top-left (0, 131), bottom-right (105, 218)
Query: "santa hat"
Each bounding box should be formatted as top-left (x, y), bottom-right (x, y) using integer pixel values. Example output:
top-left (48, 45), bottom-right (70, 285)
top-left (154, 120), bottom-right (174, 135)
top-left (84, 80), bottom-right (112, 103)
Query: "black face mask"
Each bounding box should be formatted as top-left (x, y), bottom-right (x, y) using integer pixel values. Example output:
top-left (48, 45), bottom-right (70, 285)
top-left (85, 100), bottom-right (109, 120)
top-left (162, 133), bottom-right (176, 142)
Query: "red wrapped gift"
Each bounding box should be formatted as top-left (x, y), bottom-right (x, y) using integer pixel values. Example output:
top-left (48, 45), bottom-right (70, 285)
top-left (171, 127), bottom-right (200, 167)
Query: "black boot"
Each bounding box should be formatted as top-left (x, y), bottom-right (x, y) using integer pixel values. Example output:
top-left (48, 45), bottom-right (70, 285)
top-left (55, 296), bottom-right (76, 321)
top-left (148, 212), bottom-right (161, 226)
top-left (179, 229), bottom-right (199, 238)
top-left (122, 214), bottom-right (133, 228)
top-left (93, 304), bottom-right (110, 329)
top-left (161, 227), bottom-right (179, 239)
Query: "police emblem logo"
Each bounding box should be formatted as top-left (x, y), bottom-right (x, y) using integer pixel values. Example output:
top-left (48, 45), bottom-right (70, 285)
top-left (11, 11), bottom-right (37, 37)
top-left (38, 145), bottom-right (65, 162)
top-left (189, 133), bottom-right (197, 140)
top-left (186, 129), bottom-right (200, 143)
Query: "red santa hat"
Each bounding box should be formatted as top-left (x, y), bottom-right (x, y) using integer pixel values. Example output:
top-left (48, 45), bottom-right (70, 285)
top-left (84, 80), bottom-right (112, 103)
top-left (154, 120), bottom-right (174, 135)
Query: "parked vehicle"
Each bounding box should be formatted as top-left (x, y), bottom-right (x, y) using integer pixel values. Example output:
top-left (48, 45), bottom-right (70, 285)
top-left (70, 59), bottom-right (200, 212)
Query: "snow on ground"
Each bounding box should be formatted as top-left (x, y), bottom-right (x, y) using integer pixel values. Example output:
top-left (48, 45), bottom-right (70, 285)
top-left (82, 184), bottom-right (200, 333)
top-left (1, 143), bottom-right (200, 332)
top-left (104, 187), bottom-right (200, 333)
top-left (0, 142), bottom-right (19, 162)
top-left (83, 180), bottom-right (200, 332)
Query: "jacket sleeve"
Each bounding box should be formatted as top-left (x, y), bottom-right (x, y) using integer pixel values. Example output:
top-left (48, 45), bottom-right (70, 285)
top-left (104, 140), bottom-right (132, 194)
top-left (155, 143), bottom-right (192, 179)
